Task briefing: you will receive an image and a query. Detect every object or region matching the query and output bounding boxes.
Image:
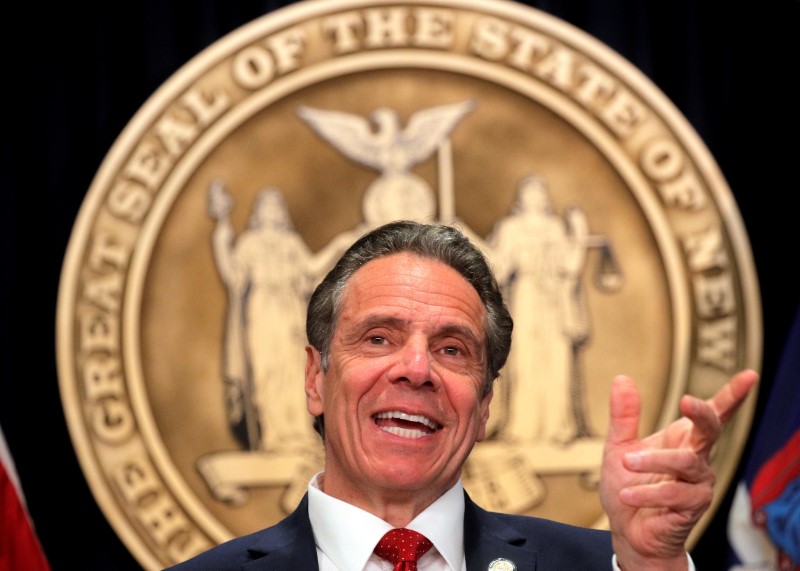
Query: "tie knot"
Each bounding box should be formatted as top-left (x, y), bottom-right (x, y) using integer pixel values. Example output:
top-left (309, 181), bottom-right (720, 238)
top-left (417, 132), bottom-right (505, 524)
top-left (374, 528), bottom-right (433, 570)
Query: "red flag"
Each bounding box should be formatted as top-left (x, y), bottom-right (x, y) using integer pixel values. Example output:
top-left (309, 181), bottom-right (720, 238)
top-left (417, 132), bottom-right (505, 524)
top-left (0, 425), bottom-right (50, 571)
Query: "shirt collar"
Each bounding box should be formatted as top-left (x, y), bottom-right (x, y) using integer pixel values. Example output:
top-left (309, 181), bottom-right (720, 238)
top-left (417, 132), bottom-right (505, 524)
top-left (308, 472), bottom-right (465, 571)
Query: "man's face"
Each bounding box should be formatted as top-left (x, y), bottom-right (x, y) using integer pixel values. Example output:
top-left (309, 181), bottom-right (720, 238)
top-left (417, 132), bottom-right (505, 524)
top-left (305, 252), bottom-right (492, 512)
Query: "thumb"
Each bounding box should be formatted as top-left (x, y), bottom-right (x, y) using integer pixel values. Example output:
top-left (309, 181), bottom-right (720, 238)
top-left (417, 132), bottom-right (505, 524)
top-left (606, 375), bottom-right (641, 446)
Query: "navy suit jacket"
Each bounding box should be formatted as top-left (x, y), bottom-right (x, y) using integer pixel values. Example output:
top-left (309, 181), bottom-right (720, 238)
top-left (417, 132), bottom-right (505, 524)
top-left (166, 492), bottom-right (613, 570)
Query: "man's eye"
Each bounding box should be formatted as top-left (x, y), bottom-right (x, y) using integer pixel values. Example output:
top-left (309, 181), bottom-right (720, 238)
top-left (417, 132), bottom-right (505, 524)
top-left (368, 336), bottom-right (387, 345)
top-left (442, 346), bottom-right (461, 356)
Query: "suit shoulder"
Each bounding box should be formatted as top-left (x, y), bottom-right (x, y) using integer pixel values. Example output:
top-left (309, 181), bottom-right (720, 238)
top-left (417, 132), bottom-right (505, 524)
top-left (494, 512), bottom-right (612, 565)
top-left (163, 528), bottom-right (270, 570)
top-left (163, 496), bottom-right (315, 570)
top-left (495, 510), bottom-right (611, 543)
top-left (465, 496), bottom-right (613, 570)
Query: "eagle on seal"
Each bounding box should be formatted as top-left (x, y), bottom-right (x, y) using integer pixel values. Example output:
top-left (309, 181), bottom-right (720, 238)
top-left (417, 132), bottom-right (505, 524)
top-left (297, 100), bottom-right (474, 224)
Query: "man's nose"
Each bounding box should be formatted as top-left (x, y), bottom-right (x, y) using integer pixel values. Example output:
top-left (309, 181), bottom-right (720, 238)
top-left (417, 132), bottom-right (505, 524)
top-left (392, 338), bottom-right (435, 388)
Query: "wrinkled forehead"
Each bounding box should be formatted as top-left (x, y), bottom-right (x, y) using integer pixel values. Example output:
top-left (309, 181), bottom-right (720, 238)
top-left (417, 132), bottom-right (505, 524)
top-left (336, 252), bottom-right (488, 334)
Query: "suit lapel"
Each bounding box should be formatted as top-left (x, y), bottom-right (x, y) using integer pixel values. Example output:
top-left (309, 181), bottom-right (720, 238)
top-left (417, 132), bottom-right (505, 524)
top-left (236, 491), bottom-right (541, 570)
top-left (242, 494), bottom-right (320, 570)
top-left (464, 493), bottom-right (536, 571)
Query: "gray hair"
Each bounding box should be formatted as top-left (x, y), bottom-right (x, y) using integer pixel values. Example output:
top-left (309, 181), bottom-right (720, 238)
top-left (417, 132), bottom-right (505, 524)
top-left (307, 220), bottom-right (512, 397)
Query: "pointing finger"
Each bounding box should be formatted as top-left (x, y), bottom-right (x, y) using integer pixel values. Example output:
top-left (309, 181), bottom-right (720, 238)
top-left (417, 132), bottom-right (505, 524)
top-left (709, 369), bottom-right (759, 424)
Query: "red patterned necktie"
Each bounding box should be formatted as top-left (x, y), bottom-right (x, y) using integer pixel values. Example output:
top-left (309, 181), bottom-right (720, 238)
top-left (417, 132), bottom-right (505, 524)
top-left (374, 528), bottom-right (433, 571)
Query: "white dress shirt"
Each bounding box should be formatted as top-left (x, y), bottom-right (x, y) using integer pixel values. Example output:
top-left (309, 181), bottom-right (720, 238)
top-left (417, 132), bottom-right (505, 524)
top-left (308, 473), bottom-right (465, 570)
top-left (307, 472), bottom-right (694, 571)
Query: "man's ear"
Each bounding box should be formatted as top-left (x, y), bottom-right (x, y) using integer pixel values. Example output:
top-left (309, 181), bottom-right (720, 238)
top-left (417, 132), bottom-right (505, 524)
top-left (305, 345), bottom-right (324, 416)
top-left (476, 389), bottom-right (493, 443)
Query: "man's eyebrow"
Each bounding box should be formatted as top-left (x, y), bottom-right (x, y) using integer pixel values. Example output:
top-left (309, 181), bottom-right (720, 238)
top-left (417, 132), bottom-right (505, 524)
top-left (355, 316), bottom-right (483, 347)
top-left (357, 315), bottom-right (408, 332)
top-left (437, 324), bottom-right (483, 351)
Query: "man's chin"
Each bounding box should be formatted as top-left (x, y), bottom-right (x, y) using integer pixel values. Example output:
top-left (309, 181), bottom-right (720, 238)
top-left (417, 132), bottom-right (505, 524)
top-left (370, 463), bottom-right (458, 495)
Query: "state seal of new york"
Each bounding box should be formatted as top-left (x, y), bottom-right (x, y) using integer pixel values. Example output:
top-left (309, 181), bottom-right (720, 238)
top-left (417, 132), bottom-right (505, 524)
top-left (56, 1), bottom-right (761, 568)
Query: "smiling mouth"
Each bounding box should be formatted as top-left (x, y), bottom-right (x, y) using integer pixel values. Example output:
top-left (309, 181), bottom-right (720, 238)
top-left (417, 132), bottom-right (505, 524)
top-left (373, 411), bottom-right (442, 439)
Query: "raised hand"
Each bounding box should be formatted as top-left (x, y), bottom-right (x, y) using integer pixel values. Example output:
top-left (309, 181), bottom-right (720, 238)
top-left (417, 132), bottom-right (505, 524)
top-left (600, 369), bottom-right (759, 570)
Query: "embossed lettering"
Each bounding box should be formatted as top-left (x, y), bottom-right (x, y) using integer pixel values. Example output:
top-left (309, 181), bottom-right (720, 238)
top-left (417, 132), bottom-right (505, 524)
top-left (682, 226), bottom-right (728, 272)
top-left (364, 8), bottom-right (409, 47)
top-left (697, 316), bottom-right (737, 372)
top-left (83, 356), bottom-right (133, 443)
top-left (107, 180), bottom-right (153, 223)
top-left (323, 8), bottom-right (454, 53)
top-left (157, 89), bottom-right (231, 156)
top-left (266, 27), bottom-right (306, 73)
top-left (659, 168), bottom-right (706, 210)
top-left (114, 459), bottom-right (212, 562)
top-left (641, 138), bottom-right (706, 209)
top-left (139, 493), bottom-right (194, 549)
top-left (232, 45), bottom-right (277, 88)
top-left (83, 356), bottom-right (124, 401)
top-left (469, 17), bottom-right (511, 61)
top-left (79, 310), bottom-right (119, 353)
top-left (694, 273), bottom-right (736, 318)
top-left (597, 88), bottom-right (646, 139)
top-left (573, 64), bottom-right (615, 107)
top-left (412, 8), bottom-right (454, 48)
top-left (506, 27), bottom-right (549, 70)
top-left (231, 27), bottom-right (307, 89)
top-left (83, 272), bottom-right (123, 313)
top-left (123, 142), bottom-right (171, 190)
top-left (322, 11), bottom-right (364, 54)
top-left (153, 116), bottom-right (198, 157)
top-left (470, 18), bottom-right (645, 140)
top-left (88, 231), bottom-right (129, 271)
top-left (533, 44), bottom-right (576, 90)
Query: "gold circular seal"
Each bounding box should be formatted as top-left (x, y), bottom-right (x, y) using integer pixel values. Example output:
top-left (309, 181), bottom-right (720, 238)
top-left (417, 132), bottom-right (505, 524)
top-left (56, 0), bottom-right (761, 568)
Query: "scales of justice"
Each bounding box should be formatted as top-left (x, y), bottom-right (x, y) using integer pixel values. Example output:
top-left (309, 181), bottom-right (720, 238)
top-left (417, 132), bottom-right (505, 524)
top-left (198, 99), bottom-right (623, 515)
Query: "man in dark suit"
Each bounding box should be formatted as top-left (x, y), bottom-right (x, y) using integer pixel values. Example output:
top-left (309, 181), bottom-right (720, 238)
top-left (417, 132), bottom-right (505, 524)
top-left (169, 220), bottom-right (757, 570)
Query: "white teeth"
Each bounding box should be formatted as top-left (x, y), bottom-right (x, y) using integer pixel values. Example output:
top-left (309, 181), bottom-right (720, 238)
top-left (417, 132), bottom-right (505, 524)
top-left (381, 426), bottom-right (429, 439)
top-left (374, 411), bottom-right (438, 430)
